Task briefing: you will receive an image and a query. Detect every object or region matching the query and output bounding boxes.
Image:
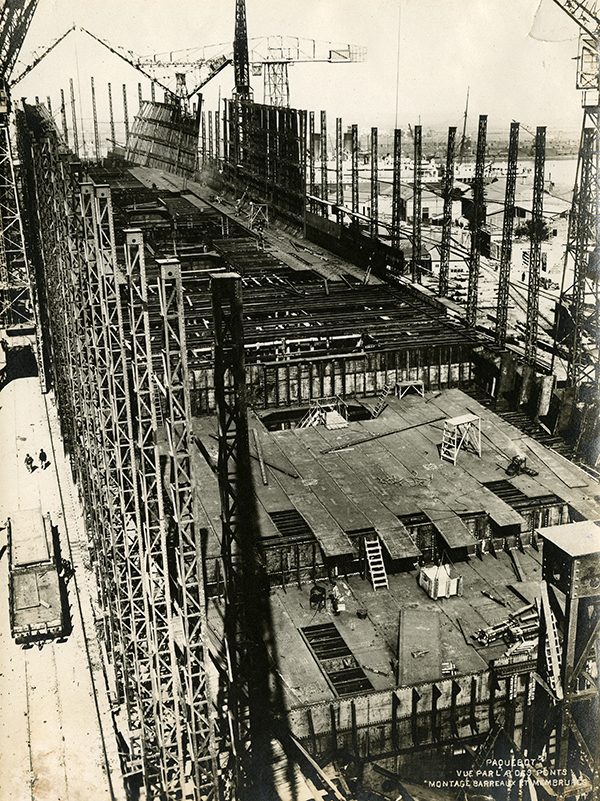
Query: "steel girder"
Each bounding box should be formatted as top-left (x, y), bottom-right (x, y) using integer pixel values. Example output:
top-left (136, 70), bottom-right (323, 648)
top-left (411, 124), bottom-right (422, 283)
top-left (158, 257), bottom-right (222, 800)
top-left (320, 109), bottom-right (328, 211)
top-left (525, 126), bottom-right (546, 364)
top-left (370, 126), bottom-right (378, 238)
top-left (466, 114), bottom-right (488, 327)
top-left (391, 128), bottom-right (402, 251)
top-left (211, 272), bottom-right (253, 797)
top-left (439, 126), bottom-right (457, 297)
top-left (351, 123), bottom-right (358, 215)
top-left (495, 121), bottom-right (520, 347)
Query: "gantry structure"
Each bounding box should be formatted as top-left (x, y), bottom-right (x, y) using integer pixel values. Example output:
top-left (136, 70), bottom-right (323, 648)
top-left (19, 105), bottom-right (229, 799)
top-left (0, 1), bottom-right (38, 330)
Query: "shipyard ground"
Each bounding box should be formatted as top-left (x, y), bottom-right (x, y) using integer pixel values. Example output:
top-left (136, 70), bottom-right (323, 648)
top-left (0, 373), bottom-right (124, 801)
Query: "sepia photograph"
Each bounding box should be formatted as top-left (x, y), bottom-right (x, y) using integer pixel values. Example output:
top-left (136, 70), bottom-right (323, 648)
top-left (0, 1), bottom-right (598, 800)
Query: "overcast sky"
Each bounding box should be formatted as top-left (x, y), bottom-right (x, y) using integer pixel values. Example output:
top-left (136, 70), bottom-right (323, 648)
top-left (13, 0), bottom-right (582, 140)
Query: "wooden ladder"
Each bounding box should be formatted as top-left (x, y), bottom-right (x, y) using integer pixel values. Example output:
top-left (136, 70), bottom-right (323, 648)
top-left (371, 382), bottom-right (394, 418)
top-left (440, 420), bottom-right (458, 464)
top-left (298, 406), bottom-right (321, 429)
top-left (365, 535), bottom-right (389, 590)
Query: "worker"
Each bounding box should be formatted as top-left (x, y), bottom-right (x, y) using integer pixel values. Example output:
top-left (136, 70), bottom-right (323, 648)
top-left (24, 453), bottom-right (34, 473)
top-left (330, 581), bottom-right (342, 615)
top-left (309, 583), bottom-right (327, 611)
top-left (39, 448), bottom-right (48, 469)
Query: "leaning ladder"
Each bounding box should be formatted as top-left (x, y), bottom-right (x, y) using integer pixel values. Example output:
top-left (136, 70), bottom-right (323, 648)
top-left (371, 382), bottom-right (395, 418)
top-left (365, 535), bottom-right (389, 590)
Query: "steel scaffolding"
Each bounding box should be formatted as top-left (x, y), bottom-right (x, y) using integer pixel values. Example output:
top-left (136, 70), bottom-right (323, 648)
top-left (438, 126), bottom-right (456, 297)
top-left (466, 114), bottom-right (487, 327)
top-left (524, 126), bottom-right (546, 364)
top-left (351, 123), bottom-right (358, 215)
top-left (411, 124), bottom-right (422, 283)
top-left (320, 108), bottom-right (328, 210)
top-left (495, 121), bottom-right (520, 347)
top-left (370, 126), bottom-right (378, 238)
top-left (211, 271), bottom-right (252, 795)
top-left (391, 128), bottom-right (402, 250)
top-left (21, 108), bottom-right (225, 795)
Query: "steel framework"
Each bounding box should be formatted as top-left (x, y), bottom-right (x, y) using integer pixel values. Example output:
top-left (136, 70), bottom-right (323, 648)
top-left (320, 109), bottom-right (328, 209)
top-left (466, 114), bottom-right (487, 327)
top-left (411, 124), bottom-right (422, 283)
top-left (263, 61), bottom-right (289, 106)
top-left (370, 126), bottom-right (378, 238)
top-left (211, 272), bottom-right (253, 795)
top-left (69, 77), bottom-right (78, 156)
top-left (59, 87), bottom-right (68, 144)
top-left (351, 123), bottom-right (358, 215)
top-left (531, 527), bottom-right (600, 801)
top-left (234, 0), bottom-right (251, 99)
top-left (0, 121), bottom-right (34, 326)
top-left (335, 115), bottom-right (343, 212)
top-left (90, 76), bottom-right (99, 160)
top-left (554, 115), bottom-right (599, 393)
top-left (391, 128), bottom-right (402, 250)
top-left (21, 102), bottom-right (225, 795)
top-left (122, 83), bottom-right (129, 140)
top-left (438, 126), bottom-right (456, 297)
top-left (158, 257), bottom-right (222, 799)
top-left (524, 126), bottom-right (546, 364)
top-left (107, 82), bottom-right (116, 148)
top-left (495, 121), bottom-right (520, 347)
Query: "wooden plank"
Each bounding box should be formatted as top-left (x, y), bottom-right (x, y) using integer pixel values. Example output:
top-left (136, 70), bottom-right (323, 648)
top-left (316, 448), bottom-right (421, 559)
top-left (398, 609), bottom-right (442, 685)
top-left (284, 428), bottom-right (373, 533)
top-left (525, 439), bottom-right (590, 489)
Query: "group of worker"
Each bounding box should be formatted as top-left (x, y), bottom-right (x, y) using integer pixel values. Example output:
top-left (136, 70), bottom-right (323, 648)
top-left (24, 448), bottom-right (49, 473)
top-left (310, 580), bottom-right (343, 615)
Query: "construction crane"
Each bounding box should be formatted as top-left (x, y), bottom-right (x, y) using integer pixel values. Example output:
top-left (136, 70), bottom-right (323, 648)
top-left (139, 34), bottom-right (366, 108)
top-left (79, 27), bottom-right (229, 109)
top-left (249, 35), bottom-right (366, 106)
top-left (548, 0), bottom-right (599, 463)
top-left (0, 0), bottom-right (39, 328)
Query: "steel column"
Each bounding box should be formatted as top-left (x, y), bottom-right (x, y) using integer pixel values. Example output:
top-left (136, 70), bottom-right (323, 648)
top-left (370, 126), bottom-right (378, 238)
top-left (391, 128), bottom-right (402, 249)
top-left (411, 124), bottom-right (422, 283)
top-left (439, 126), bottom-right (456, 296)
top-left (496, 121), bottom-right (520, 346)
top-left (466, 114), bottom-right (487, 327)
top-left (69, 77), bottom-right (79, 156)
top-left (525, 126), bottom-right (546, 364)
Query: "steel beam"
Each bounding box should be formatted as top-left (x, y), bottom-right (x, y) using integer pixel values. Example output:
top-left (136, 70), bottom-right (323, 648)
top-left (69, 77), bottom-right (78, 156)
top-left (411, 124), bottom-right (422, 283)
top-left (466, 114), bottom-right (487, 327)
top-left (525, 126), bottom-right (546, 364)
top-left (496, 121), bottom-right (520, 346)
top-left (370, 126), bottom-right (378, 238)
top-left (211, 272), bottom-right (252, 796)
top-left (439, 126), bottom-right (457, 297)
top-left (320, 109), bottom-right (328, 211)
top-left (158, 258), bottom-right (222, 800)
top-left (391, 128), bottom-right (402, 250)
top-left (122, 83), bottom-right (129, 140)
top-left (335, 116), bottom-right (343, 213)
top-left (90, 76), bottom-right (100, 160)
top-left (107, 82), bottom-right (116, 149)
top-left (59, 87), bottom-right (68, 145)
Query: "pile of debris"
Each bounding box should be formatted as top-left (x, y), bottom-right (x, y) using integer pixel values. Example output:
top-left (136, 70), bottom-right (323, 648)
top-left (473, 602), bottom-right (539, 652)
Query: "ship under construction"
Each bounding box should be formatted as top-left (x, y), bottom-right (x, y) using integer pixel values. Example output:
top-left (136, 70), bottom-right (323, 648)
top-left (0, 1), bottom-right (598, 801)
